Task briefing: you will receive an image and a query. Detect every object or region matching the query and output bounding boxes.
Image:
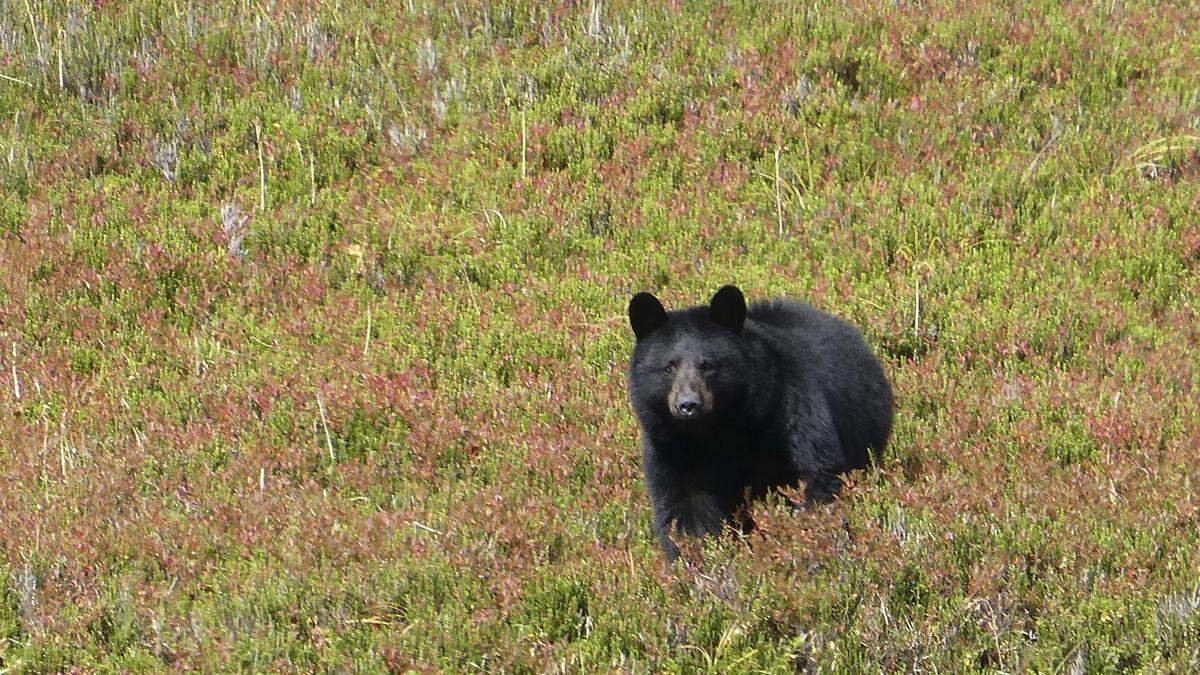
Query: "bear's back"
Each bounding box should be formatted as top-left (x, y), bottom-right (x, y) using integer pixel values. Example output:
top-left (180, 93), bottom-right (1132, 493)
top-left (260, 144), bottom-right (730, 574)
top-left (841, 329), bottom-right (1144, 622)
top-left (747, 298), bottom-right (893, 469)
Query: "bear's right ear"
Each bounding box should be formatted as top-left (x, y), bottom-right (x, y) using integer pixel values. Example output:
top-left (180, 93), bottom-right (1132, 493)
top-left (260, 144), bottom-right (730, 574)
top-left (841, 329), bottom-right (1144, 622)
top-left (628, 292), bottom-right (668, 340)
top-left (708, 285), bottom-right (746, 333)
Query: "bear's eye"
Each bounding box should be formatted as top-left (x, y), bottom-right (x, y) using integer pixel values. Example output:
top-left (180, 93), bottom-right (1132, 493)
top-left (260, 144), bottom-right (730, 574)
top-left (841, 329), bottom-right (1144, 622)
top-left (698, 359), bottom-right (715, 373)
top-left (663, 361), bottom-right (678, 374)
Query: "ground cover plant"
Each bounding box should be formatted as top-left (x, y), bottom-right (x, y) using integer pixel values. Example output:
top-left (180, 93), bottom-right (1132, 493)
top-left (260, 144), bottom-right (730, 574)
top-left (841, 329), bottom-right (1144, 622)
top-left (1, 0), bottom-right (1199, 670)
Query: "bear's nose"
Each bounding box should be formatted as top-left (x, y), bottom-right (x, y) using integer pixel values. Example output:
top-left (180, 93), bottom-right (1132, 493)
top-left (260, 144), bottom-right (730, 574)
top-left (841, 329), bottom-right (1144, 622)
top-left (675, 399), bottom-right (700, 416)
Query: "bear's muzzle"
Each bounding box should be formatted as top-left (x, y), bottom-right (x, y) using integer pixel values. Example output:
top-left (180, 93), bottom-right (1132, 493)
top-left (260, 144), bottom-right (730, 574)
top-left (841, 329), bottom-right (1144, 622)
top-left (668, 364), bottom-right (714, 420)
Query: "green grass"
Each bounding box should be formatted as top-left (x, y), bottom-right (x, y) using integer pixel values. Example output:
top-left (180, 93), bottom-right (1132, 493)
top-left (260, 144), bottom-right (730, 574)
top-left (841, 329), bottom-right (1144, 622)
top-left (2, 0), bottom-right (1200, 670)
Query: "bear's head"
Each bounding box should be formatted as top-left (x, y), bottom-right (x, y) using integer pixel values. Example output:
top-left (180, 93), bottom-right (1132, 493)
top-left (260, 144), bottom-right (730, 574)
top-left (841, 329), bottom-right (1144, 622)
top-left (626, 285), bottom-right (751, 427)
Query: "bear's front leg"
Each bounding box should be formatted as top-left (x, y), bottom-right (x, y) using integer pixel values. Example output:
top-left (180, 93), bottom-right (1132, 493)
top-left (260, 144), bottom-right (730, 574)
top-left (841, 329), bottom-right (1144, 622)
top-left (799, 472), bottom-right (844, 506)
top-left (650, 487), bottom-right (730, 562)
top-left (642, 435), bottom-right (742, 561)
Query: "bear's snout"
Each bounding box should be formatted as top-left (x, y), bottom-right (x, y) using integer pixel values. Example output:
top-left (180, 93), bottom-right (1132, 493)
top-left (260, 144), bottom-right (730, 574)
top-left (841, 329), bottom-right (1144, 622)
top-left (668, 364), bottom-right (713, 420)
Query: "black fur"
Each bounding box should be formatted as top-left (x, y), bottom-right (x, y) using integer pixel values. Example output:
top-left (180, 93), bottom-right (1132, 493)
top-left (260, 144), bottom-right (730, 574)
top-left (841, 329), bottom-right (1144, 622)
top-left (627, 285), bottom-right (893, 561)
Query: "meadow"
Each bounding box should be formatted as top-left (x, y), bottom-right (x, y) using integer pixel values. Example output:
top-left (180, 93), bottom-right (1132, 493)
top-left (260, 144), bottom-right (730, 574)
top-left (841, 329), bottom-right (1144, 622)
top-left (1, 0), bottom-right (1199, 671)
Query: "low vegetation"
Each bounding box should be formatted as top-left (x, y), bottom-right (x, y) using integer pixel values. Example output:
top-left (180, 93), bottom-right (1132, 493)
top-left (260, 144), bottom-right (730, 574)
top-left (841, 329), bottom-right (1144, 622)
top-left (1, 0), bottom-right (1198, 670)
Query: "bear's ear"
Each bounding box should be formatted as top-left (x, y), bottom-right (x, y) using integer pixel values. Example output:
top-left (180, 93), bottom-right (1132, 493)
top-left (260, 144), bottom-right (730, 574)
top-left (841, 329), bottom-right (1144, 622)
top-left (708, 285), bottom-right (746, 333)
top-left (629, 292), bottom-right (668, 340)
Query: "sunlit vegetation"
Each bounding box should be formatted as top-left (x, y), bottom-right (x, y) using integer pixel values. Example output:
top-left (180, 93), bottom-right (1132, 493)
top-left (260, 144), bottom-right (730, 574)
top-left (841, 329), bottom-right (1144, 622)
top-left (1, 0), bottom-right (1199, 670)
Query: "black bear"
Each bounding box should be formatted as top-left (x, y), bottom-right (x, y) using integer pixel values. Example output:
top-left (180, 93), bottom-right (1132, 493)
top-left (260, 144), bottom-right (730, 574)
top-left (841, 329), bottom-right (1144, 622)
top-left (626, 285), bottom-right (893, 561)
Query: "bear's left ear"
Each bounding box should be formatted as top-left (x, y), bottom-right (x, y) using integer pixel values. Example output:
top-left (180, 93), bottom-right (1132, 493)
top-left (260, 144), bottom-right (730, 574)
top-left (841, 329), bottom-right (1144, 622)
top-left (708, 285), bottom-right (746, 333)
top-left (629, 292), bottom-right (668, 340)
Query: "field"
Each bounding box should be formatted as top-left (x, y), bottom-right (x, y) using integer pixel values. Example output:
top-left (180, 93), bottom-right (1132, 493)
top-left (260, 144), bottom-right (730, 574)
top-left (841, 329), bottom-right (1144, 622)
top-left (2, 0), bottom-right (1200, 671)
